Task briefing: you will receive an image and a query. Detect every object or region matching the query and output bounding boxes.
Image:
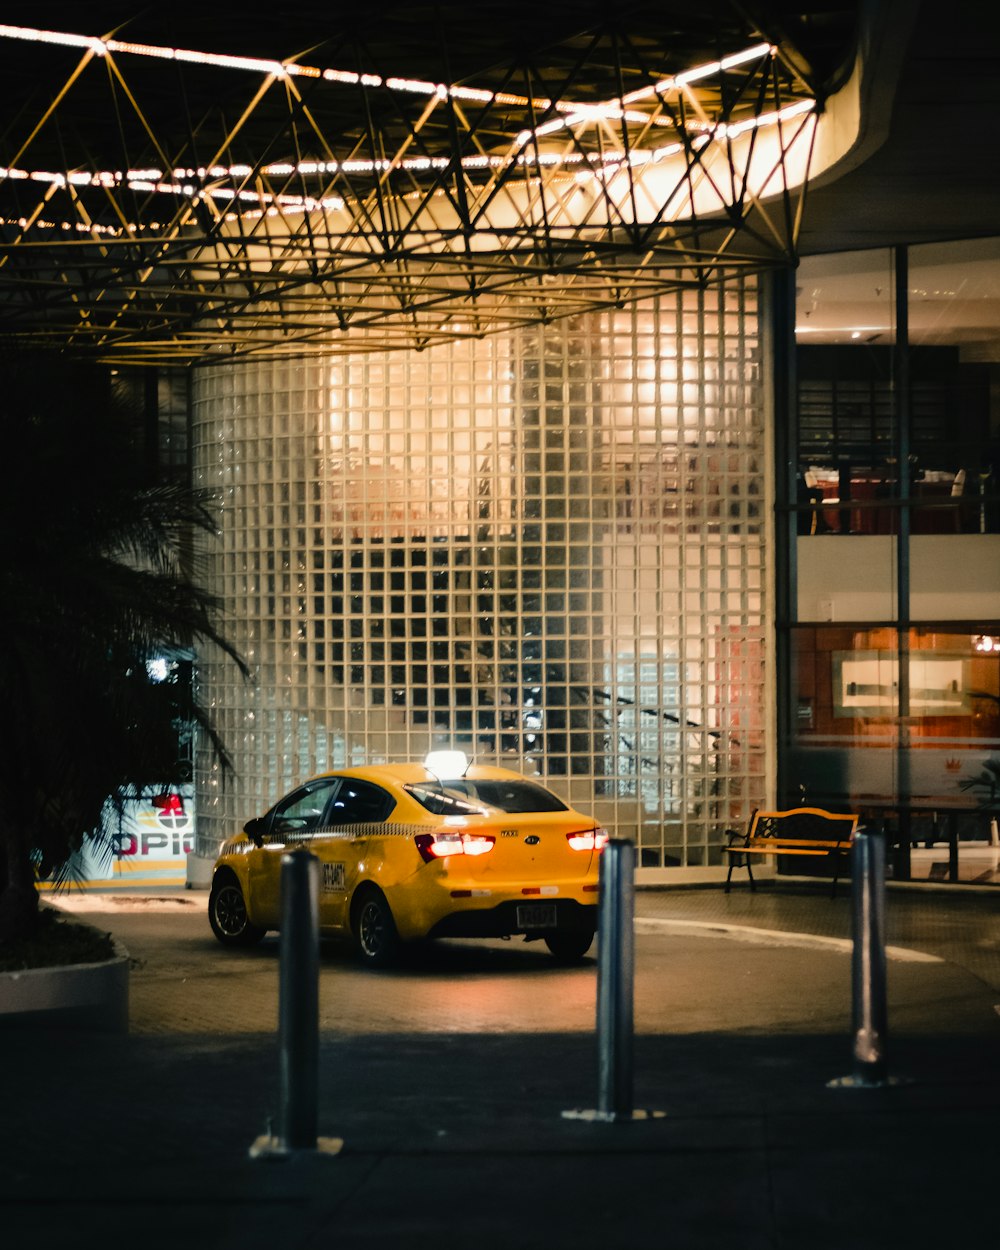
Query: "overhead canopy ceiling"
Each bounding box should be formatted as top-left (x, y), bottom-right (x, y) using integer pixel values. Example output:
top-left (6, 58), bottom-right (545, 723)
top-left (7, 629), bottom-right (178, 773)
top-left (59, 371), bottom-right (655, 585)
top-left (0, 3), bottom-right (861, 363)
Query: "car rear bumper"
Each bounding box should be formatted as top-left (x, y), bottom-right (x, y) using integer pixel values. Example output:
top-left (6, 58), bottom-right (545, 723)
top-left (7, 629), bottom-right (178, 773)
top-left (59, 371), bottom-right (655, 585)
top-left (426, 898), bottom-right (597, 940)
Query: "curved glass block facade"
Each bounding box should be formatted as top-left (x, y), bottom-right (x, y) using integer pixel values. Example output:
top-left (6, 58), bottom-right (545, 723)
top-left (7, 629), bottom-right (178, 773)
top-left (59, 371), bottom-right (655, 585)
top-left (192, 281), bottom-right (769, 874)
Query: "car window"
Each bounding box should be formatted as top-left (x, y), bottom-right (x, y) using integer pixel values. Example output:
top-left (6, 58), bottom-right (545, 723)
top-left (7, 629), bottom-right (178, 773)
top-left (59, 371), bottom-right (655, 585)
top-left (455, 780), bottom-right (568, 813)
top-left (326, 779), bottom-right (394, 825)
top-left (270, 779), bottom-right (340, 838)
top-left (403, 783), bottom-right (488, 817)
top-left (410, 779), bottom-right (568, 814)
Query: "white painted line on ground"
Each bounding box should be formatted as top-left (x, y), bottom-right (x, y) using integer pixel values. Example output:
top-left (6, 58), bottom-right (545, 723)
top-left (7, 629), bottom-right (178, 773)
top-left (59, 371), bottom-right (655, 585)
top-left (46, 894), bottom-right (945, 964)
top-left (635, 917), bottom-right (943, 963)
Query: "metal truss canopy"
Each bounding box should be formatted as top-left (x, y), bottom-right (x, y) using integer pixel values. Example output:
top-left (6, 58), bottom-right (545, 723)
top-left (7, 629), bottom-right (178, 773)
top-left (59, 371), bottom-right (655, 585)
top-left (0, 4), bottom-right (829, 363)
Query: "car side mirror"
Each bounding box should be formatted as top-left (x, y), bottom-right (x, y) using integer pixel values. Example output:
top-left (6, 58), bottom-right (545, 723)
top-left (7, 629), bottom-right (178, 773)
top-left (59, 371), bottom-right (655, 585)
top-left (243, 816), bottom-right (265, 848)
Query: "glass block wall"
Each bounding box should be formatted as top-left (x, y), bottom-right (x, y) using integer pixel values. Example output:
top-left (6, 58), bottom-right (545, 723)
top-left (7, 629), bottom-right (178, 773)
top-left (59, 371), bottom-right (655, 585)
top-left (191, 280), bottom-right (768, 873)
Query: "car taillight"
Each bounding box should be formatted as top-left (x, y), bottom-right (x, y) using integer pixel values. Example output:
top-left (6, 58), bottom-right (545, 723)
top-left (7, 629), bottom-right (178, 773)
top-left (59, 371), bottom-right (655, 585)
top-left (414, 831), bottom-right (497, 862)
top-left (566, 827), bottom-right (609, 852)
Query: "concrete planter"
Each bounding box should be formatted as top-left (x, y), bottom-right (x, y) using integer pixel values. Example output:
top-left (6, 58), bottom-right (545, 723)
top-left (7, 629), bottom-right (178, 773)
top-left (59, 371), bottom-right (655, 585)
top-left (0, 936), bottom-right (130, 1033)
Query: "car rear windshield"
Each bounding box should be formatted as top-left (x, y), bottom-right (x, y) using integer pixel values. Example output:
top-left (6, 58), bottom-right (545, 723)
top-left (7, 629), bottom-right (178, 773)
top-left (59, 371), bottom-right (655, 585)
top-left (405, 779), bottom-right (568, 815)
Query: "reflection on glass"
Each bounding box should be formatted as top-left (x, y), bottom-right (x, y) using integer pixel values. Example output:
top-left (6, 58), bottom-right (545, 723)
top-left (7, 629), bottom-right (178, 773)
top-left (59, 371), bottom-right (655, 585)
top-left (795, 239), bottom-right (1000, 537)
top-left (790, 627), bottom-right (1000, 820)
top-left (794, 249), bottom-right (897, 536)
top-left (908, 238), bottom-right (1000, 535)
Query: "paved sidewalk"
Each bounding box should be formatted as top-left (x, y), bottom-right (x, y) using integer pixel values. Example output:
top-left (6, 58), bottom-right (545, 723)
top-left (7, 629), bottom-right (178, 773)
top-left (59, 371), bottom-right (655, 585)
top-left (1, 883), bottom-right (997, 1249)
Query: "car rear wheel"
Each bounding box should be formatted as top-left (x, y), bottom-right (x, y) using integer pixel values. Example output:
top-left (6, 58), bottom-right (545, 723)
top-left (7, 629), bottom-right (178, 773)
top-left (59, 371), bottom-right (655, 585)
top-left (209, 874), bottom-right (266, 947)
top-left (543, 928), bottom-right (595, 963)
top-left (352, 887), bottom-right (400, 968)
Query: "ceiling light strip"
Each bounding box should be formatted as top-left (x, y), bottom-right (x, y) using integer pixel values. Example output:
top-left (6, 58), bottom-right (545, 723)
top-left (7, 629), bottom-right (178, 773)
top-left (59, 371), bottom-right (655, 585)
top-left (0, 23), bottom-right (784, 120)
top-left (0, 23), bottom-right (551, 110)
top-left (0, 97), bottom-right (815, 229)
top-left (621, 42), bottom-right (774, 104)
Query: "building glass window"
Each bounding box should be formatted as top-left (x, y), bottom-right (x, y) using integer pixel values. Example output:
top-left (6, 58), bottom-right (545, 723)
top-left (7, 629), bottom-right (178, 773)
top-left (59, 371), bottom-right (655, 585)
top-left (789, 627), bottom-right (998, 790)
top-left (191, 283), bottom-right (768, 876)
top-left (783, 239), bottom-right (1000, 882)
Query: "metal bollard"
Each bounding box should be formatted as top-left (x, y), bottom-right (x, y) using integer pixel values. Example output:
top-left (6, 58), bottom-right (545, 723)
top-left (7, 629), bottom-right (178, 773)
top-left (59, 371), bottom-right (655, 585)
top-left (849, 827), bottom-right (888, 1083)
top-left (829, 827), bottom-right (907, 1089)
top-left (562, 838), bottom-right (662, 1123)
top-left (250, 850), bottom-right (343, 1158)
top-left (277, 849), bottom-right (320, 1147)
top-left (596, 837), bottom-right (636, 1119)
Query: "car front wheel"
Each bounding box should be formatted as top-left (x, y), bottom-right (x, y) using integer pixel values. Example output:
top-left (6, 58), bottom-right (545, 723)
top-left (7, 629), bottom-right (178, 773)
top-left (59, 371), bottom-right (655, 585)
top-left (209, 874), bottom-right (266, 947)
top-left (543, 928), bottom-right (596, 963)
top-left (351, 887), bottom-right (400, 968)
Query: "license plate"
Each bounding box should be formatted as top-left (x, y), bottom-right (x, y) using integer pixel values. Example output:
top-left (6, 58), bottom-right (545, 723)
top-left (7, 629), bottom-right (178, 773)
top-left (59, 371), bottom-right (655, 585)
top-left (516, 903), bottom-right (557, 929)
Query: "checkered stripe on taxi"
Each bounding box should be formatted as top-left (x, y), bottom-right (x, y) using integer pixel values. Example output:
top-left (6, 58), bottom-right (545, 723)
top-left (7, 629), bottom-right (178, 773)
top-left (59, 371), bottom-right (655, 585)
top-left (276, 823), bottom-right (431, 845)
top-left (219, 822), bottom-right (430, 855)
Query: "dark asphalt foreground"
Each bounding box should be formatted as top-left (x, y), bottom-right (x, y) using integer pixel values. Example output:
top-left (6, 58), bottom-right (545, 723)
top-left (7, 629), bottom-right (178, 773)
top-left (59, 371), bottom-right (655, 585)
top-left (2, 885), bottom-right (998, 1250)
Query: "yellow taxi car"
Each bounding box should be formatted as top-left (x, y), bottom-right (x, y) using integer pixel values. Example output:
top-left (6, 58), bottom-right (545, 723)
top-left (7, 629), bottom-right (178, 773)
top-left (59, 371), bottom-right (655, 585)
top-left (208, 754), bottom-right (607, 967)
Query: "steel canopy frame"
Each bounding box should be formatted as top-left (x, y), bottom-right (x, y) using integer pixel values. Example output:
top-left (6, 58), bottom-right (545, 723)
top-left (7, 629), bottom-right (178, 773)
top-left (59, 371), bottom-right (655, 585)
top-left (0, 12), bottom-right (820, 363)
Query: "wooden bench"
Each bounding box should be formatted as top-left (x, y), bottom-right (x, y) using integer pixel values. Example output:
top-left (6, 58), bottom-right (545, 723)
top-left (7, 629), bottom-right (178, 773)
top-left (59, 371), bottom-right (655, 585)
top-left (723, 807), bottom-right (859, 897)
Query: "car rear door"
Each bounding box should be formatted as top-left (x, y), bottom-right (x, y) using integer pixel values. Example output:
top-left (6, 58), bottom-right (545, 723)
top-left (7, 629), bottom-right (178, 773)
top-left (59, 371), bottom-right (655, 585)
top-left (313, 778), bottom-right (396, 931)
top-left (246, 777), bottom-right (341, 927)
